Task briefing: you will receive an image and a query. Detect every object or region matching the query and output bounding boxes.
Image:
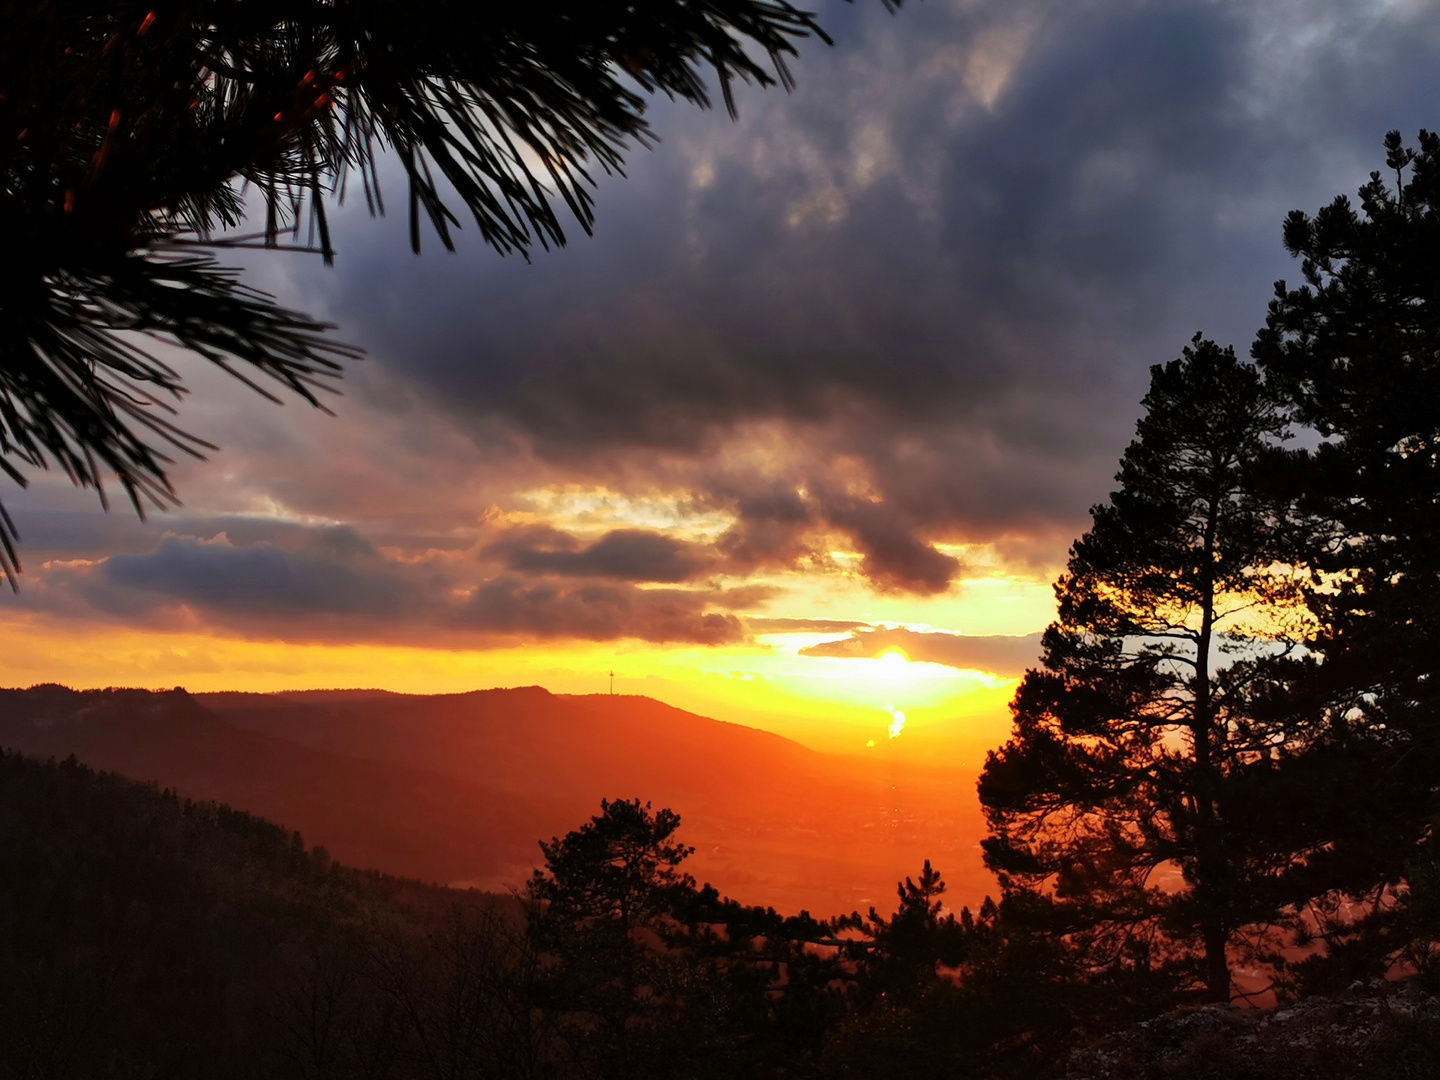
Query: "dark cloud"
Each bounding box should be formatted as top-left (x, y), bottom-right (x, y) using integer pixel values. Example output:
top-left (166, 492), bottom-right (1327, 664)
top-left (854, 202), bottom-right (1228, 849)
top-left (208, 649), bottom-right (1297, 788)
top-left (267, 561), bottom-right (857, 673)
top-left (239, 0), bottom-right (1440, 597)
top-left (489, 527), bottom-right (716, 583)
top-left (103, 537), bottom-right (394, 617)
top-left (713, 481), bottom-right (817, 569)
top-left (800, 628), bottom-right (1043, 676)
top-left (72, 528), bottom-right (434, 628)
top-left (8, 0), bottom-right (1440, 634)
top-left (457, 576), bottom-right (760, 644)
top-left (20, 522), bottom-right (763, 646)
top-left (820, 492), bottom-right (961, 593)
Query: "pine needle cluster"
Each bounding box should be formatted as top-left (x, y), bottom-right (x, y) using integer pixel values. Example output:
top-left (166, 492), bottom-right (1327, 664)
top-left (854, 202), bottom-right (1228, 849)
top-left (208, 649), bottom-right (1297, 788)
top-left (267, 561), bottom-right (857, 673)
top-left (0, 0), bottom-right (835, 586)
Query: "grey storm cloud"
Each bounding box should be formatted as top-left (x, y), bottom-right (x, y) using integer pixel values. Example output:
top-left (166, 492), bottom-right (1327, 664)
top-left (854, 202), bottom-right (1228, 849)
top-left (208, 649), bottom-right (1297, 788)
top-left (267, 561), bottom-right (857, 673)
top-left (103, 537), bottom-right (399, 617)
top-left (70, 527), bottom-right (430, 627)
top-left (800, 628), bottom-right (1044, 676)
top-left (20, 522), bottom-right (761, 646)
top-left (486, 527), bottom-right (717, 583)
top-left (457, 576), bottom-right (761, 645)
top-left (819, 492), bottom-right (961, 593)
top-left (6, 0), bottom-right (1440, 632)
top-left (247, 0), bottom-right (1440, 596)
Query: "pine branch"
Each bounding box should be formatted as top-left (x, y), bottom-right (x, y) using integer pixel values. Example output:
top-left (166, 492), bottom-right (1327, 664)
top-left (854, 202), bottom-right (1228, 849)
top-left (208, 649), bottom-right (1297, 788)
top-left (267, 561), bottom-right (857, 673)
top-left (0, 0), bottom-right (849, 587)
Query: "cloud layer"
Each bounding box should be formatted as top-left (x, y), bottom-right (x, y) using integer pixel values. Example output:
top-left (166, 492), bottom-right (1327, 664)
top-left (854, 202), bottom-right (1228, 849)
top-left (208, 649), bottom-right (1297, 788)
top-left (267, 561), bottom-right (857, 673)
top-left (6, 0), bottom-right (1440, 649)
top-left (800, 628), bottom-right (1044, 677)
top-left (284, 0), bottom-right (1440, 593)
top-left (15, 517), bottom-right (766, 646)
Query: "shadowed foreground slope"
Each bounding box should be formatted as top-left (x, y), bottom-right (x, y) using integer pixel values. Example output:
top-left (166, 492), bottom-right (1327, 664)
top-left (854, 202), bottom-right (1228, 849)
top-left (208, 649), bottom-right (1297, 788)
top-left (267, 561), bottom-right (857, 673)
top-left (0, 685), bottom-right (987, 913)
top-left (0, 749), bottom-right (514, 1078)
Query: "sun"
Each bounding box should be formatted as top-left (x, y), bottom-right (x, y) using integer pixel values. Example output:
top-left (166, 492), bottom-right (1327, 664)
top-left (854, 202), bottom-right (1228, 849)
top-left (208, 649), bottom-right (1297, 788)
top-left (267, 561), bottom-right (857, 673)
top-left (867, 648), bottom-right (940, 698)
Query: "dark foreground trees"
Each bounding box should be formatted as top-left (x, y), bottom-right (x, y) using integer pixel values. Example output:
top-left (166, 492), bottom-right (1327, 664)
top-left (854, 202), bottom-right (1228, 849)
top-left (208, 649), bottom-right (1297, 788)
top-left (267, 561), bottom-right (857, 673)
top-left (0, 753), bottom-right (1050, 1079)
top-left (1251, 130), bottom-right (1440, 984)
top-left (978, 338), bottom-right (1306, 1001)
top-left (980, 131), bottom-right (1440, 1004)
top-left (9, 739), bottom-right (1436, 1079)
top-left (525, 797), bottom-right (859, 1080)
top-left (525, 798), bottom-right (698, 1078)
top-left (523, 801), bottom-right (1103, 1080)
top-left (0, 0), bottom-right (838, 584)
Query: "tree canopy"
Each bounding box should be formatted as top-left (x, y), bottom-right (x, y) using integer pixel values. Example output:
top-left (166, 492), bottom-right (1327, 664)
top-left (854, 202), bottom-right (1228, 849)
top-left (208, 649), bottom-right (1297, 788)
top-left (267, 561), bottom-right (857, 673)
top-left (979, 338), bottom-right (1314, 1001)
top-left (980, 131), bottom-right (1440, 1004)
top-left (1249, 129), bottom-right (1440, 984)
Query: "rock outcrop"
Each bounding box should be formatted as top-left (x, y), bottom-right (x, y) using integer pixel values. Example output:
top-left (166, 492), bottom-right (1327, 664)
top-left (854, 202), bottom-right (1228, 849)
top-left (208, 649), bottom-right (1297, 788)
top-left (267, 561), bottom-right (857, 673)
top-left (1068, 980), bottom-right (1440, 1079)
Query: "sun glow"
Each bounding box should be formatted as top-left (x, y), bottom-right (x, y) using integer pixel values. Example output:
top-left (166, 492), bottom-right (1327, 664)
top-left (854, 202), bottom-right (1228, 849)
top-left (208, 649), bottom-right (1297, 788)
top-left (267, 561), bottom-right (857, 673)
top-left (0, 613), bottom-right (1026, 759)
top-left (0, 514), bottom-right (1052, 762)
top-left (886, 706), bottom-right (907, 740)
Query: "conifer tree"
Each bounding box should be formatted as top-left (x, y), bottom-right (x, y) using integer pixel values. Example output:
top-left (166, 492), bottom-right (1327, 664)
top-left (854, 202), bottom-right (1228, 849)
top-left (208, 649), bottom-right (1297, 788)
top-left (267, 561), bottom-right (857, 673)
top-left (1252, 130), bottom-right (1440, 978)
top-left (0, 0), bottom-right (838, 586)
top-left (978, 337), bottom-right (1302, 1002)
top-left (526, 798), bottom-right (697, 1079)
top-left (855, 860), bottom-right (966, 998)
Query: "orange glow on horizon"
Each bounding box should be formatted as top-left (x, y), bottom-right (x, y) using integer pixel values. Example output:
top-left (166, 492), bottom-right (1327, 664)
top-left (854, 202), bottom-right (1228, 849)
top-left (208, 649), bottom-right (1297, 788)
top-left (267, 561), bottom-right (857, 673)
top-left (0, 613), bottom-right (1023, 759)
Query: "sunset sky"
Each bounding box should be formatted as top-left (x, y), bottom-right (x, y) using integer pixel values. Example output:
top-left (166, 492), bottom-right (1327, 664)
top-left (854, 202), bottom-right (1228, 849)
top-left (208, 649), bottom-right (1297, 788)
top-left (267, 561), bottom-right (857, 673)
top-left (3, 0), bottom-right (1438, 757)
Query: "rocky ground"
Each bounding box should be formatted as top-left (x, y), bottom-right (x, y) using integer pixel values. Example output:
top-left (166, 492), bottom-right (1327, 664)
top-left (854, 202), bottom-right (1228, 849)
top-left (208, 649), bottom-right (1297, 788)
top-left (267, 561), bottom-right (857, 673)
top-left (1067, 980), bottom-right (1440, 1079)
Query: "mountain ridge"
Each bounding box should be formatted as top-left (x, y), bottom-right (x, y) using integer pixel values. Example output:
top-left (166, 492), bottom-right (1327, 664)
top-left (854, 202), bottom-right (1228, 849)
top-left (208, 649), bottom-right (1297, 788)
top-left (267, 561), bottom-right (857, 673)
top-left (0, 683), bottom-right (989, 913)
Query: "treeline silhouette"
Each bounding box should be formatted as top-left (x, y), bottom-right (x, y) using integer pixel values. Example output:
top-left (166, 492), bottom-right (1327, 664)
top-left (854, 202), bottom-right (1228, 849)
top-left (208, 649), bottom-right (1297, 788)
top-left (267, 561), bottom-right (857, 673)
top-left (979, 129), bottom-right (1440, 1012)
top-left (0, 748), bottom-right (528, 1078)
top-left (6, 759), bottom-right (1433, 1080)
top-left (0, 752), bottom-right (1138, 1079)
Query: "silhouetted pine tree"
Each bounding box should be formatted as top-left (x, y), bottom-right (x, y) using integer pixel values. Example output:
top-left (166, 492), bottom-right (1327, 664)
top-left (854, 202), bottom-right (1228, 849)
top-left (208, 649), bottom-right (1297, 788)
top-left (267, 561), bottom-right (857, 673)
top-left (527, 798), bottom-right (855, 1079)
top-left (526, 798), bottom-right (698, 1079)
top-left (851, 860), bottom-right (966, 999)
top-left (1252, 130), bottom-right (1440, 984)
top-left (978, 337), bottom-right (1308, 1002)
top-left (0, 0), bottom-right (837, 585)
top-left (822, 864), bottom-right (1103, 1080)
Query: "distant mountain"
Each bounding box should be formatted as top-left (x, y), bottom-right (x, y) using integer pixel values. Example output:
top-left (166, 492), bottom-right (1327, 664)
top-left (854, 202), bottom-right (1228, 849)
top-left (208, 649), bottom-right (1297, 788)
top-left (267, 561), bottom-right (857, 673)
top-left (200, 686), bottom-right (827, 805)
top-left (0, 685), bottom-right (989, 914)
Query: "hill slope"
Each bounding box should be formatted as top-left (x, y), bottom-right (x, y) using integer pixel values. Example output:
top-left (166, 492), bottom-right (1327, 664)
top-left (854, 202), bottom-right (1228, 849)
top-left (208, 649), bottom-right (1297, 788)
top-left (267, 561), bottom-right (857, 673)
top-left (0, 748), bottom-right (509, 1077)
top-left (0, 685), bottom-right (549, 887)
top-left (0, 685), bottom-right (988, 913)
top-left (201, 686), bottom-right (828, 804)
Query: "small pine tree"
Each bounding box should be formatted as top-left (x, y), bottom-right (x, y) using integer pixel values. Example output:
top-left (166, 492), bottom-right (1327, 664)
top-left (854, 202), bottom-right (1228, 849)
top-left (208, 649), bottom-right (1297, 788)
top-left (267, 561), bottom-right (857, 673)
top-left (526, 797), bottom-right (696, 1079)
top-left (858, 860), bottom-right (966, 997)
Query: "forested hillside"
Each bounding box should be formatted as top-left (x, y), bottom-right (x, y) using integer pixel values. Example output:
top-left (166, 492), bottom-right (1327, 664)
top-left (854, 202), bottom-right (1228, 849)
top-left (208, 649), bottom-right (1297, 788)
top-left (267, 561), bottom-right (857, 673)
top-left (0, 750), bottom-right (515, 1077)
top-left (0, 751), bottom-right (1090, 1079)
top-left (0, 683), bottom-right (984, 914)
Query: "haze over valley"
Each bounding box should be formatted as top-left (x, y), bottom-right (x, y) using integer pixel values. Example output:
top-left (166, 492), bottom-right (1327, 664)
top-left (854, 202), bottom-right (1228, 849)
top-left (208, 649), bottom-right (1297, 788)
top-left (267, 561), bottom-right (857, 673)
top-left (0, 684), bottom-right (989, 915)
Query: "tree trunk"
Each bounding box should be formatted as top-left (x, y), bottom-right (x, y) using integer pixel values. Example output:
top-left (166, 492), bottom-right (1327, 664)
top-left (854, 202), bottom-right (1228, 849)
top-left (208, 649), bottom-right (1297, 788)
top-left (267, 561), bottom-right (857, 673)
top-left (1194, 479), bottom-right (1230, 1003)
top-left (1203, 921), bottom-right (1230, 1003)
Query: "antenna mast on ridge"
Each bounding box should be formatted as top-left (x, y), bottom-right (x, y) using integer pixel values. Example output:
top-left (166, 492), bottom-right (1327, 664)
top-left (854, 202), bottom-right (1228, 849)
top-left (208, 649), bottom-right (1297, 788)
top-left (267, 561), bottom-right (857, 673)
top-left (609, 669), bottom-right (614, 695)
